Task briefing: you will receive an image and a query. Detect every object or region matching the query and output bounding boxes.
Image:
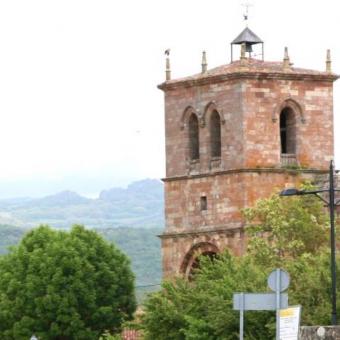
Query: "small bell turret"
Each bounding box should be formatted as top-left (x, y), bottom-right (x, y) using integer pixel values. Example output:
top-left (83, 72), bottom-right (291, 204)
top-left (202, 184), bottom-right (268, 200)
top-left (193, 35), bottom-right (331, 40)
top-left (230, 27), bottom-right (263, 62)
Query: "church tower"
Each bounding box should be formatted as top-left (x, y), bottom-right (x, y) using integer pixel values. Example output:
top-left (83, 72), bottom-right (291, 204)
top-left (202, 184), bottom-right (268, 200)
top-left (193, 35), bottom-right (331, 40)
top-left (158, 28), bottom-right (338, 278)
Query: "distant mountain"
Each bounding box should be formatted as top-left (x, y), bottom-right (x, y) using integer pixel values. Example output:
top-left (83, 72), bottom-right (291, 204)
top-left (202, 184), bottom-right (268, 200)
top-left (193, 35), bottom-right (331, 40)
top-left (100, 178), bottom-right (163, 201)
top-left (0, 179), bottom-right (164, 229)
top-left (36, 191), bottom-right (91, 207)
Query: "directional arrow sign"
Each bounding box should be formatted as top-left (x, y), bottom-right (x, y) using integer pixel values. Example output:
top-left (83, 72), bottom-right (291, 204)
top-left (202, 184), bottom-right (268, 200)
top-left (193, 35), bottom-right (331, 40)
top-left (233, 293), bottom-right (288, 311)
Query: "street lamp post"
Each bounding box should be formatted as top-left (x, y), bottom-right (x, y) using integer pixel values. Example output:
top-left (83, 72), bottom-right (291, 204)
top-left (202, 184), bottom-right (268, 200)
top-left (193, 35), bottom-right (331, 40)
top-left (280, 160), bottom-right (340, 325)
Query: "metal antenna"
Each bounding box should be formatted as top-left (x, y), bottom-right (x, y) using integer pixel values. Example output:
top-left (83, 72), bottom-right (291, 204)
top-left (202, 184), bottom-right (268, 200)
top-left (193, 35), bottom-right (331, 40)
top-left (242, 1), bottom-right (253, 26)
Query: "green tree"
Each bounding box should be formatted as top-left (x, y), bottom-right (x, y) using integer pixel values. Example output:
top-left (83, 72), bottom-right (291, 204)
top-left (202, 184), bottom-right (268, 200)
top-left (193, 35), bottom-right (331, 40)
top-left (142, 192), bottom-right (337, 339)
top-left (244, 193), bottom-right (333, 325)
top-left (142, 254), bottom-right (273, 340)
top-left (243, 192), bottom-right (328, 265)
top-left (0, 225), bottom-right (136, 340)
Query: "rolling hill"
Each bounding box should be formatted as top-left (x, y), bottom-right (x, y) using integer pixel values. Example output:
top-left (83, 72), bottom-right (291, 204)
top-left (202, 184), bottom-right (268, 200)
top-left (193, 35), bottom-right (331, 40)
top-left (0, 179), bottom-right (164, 229)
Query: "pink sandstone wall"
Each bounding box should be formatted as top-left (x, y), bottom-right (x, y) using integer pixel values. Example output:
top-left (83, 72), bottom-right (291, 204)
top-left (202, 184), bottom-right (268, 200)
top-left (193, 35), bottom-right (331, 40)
top-left (160, 62), bottom-right (336, 278)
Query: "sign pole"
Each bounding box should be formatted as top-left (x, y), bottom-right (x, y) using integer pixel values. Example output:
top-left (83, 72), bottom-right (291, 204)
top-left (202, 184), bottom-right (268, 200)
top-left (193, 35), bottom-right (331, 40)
top-left (233, 269), bottom-right (290, 339)
top-left (240, 293), bottom-right (244, 340)
top-left (276, 269), bottom-right (281, 340)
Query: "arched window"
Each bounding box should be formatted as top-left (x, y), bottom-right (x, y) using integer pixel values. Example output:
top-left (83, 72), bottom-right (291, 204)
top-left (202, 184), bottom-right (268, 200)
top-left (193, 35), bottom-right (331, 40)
top-left (210, 110), bottom-right (221, 158)
top-left (189, 114), bottom-right (199, 160)
top-left (280, 107), bottom-right (296, 154)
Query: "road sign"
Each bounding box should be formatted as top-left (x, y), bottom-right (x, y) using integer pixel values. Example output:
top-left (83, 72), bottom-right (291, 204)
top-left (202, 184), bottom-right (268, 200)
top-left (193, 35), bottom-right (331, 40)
top-left (233, 293), bottom-right (288, 311)
top-left (268, 269), bottom-right (290, 292)
top-left (233, 268), bottom-right (291, 340)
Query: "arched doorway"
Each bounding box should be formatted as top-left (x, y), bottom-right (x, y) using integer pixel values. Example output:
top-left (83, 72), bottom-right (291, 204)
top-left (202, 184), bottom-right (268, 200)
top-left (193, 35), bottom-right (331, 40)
top-left (180, 242), bottom-right (219, 280)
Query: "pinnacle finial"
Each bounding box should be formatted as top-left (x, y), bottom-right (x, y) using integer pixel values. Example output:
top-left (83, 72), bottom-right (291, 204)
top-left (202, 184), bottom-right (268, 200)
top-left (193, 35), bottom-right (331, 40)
top-left (283, 47), bottom-right (291, 71)
top-left (326, 49), bottom-right (332, 73)
top-left (165, 49), bottom-right (171, 81)
top-left (201, 51), bottom-right (207, 73)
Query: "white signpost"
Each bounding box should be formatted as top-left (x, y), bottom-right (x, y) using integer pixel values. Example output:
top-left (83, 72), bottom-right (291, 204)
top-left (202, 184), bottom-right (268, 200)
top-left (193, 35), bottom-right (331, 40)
top-left (233, 268), bottom-right (291, 340)
top-left (279, 306), bottom-right (301, 340)
top-left (268, 269), bottom-right (291, 340)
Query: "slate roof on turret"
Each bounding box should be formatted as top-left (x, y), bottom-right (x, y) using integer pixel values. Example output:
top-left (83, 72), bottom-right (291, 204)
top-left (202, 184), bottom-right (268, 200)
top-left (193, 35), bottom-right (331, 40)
top-left (158, 58), bottom-right (339, 90)
top-left (232, 27), bottom-right (263, 44)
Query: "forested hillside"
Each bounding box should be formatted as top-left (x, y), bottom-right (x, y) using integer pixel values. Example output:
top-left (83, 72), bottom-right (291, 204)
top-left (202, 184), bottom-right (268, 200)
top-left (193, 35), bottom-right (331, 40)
top-left (0, 224), bottom-right (26, 254)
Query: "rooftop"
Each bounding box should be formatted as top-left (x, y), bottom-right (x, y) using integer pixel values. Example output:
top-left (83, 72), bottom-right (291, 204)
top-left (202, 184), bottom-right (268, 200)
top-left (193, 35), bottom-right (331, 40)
top-left (159, 58), bottom-right (339, 90)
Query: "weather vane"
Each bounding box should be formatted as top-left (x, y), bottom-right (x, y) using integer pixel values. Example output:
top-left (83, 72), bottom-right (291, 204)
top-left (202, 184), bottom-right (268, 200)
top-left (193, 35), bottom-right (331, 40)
top-left (242, 1), bottom-right (253, 25)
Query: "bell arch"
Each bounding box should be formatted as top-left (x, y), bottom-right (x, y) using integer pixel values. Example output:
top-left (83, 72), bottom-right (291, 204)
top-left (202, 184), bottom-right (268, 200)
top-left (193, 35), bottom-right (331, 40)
top-left (272, 98), bottom-right (305, 124)
top-left (280, 107), bottom-right (296, 154)
top-left (210, 110), bottom-right (222, 158)
top-left (203, 101), bottom-right (225, 124)
top-left (188, 113), bottom-right (200, 160)
top-left (180, 106), bottom-right (196, 130)
top-left (180, 242), bottom-right (219, 279)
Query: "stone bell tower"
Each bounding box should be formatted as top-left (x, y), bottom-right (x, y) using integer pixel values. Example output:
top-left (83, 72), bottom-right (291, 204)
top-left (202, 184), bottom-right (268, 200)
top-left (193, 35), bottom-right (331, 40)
top-left (158, 27), bottom-right (338, 278)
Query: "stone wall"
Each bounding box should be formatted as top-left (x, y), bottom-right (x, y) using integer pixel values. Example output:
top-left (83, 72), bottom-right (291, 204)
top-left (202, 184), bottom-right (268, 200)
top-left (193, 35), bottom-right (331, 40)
top-left (243, 79), bottom-right (333, 169)
top-left (164, 79), bottom-right (244, 178)
top-left (161, 169), bottom-right (322, 278)
top-left (163, 76), bottom-right (334, 180)
top-left (300, 326), bottom-right (340, 339)
top-left (160, 59), bottom-right (336, 278)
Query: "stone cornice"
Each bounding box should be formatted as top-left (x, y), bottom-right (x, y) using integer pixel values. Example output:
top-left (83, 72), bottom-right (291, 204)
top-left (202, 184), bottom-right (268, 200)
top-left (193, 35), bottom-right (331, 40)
top-left (158, 225), bottom-right (243, 239)
top-left (162, 167), bottom-right (328, 182)
top-left (158, 72), bottom-right (339, 91)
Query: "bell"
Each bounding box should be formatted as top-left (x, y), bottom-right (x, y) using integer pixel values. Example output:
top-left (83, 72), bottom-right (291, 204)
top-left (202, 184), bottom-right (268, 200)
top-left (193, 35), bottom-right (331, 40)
top-left (245, 43), bottom-right (253, 53)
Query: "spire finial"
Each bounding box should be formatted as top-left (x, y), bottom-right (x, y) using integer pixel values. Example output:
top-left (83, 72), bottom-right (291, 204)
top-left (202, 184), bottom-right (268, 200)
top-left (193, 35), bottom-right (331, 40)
top-left (283, 47), bottom-right (291, 71)
top-left (201, 51), bottom-right (207, 73)
top-left (165, 49), bottom-right (171, 81)
top-left (326, 49), bottom-right (332, 73)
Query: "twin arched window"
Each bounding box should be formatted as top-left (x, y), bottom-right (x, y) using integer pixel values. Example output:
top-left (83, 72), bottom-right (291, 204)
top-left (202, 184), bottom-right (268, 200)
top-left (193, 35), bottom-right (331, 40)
top-left (187, 102), bottom-right (299, 164)
top-left (188, 110), bottom-right (222, 161)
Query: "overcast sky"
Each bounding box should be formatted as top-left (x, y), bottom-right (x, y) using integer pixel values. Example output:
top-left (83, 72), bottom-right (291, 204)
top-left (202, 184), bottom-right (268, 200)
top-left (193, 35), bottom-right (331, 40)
top-left (0, 0), bottom-right (339, 198)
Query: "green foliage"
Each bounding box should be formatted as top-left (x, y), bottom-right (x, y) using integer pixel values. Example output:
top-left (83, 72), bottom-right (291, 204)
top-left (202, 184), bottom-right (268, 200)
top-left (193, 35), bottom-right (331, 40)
top-left (243, 192), bottom-right (328, 265)
top-left (98, 227), bottom-right (162, 289)
top-left (0, 224), bottom-right (26, 254)
top-left (142, 192), bottom-right (337, 339)
top-left (99, 330), bottom-right (122, 340)
top-left (0, 225), bottom-right (136, 340)
top-left (0, 225), bottom-right (162, 299)
top-left (243, 192), bottom-right (335, 325)
top-left (142, 255), bottom-right (274, 340)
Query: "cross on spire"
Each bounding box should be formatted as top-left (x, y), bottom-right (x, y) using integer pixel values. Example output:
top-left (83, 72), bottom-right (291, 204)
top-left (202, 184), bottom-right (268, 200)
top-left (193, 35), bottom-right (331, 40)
top-left (242, 1), bottom-right (253, 25)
